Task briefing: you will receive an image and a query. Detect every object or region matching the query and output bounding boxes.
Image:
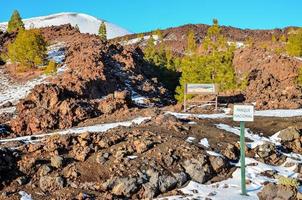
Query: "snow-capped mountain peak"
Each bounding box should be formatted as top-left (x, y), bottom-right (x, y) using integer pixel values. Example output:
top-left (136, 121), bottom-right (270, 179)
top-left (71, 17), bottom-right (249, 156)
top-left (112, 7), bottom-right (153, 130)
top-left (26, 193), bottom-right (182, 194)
top-left (0, 12), bottom-right (131, 39)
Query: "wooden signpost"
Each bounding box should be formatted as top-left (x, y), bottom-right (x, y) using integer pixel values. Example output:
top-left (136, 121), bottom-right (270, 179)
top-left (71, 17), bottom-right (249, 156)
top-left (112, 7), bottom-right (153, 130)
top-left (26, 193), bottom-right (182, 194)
top-left (183, 83), bottom-right (218, 112)
top-left (233, 105), bottom-right (254, 196)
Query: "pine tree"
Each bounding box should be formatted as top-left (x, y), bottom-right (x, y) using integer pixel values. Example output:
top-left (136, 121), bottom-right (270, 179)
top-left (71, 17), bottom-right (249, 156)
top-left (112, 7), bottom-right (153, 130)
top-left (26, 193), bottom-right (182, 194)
top-left (8, 29), bottom-right (47, 69)
top-left (280, 35), bottom-right (287, 43)
top-left (75, 24), bottom-right (80, 31)
top-left (154, 29), bottom-right (163, 42)
top-left (186, 29), bottom-right (197, 55)
top-left (176, 19), bottom-right (236, 102)
top-left (7, 10), bottom-right (24, 33)
top-left (271, 35), bottom-right (277, 43)
top-left (286, 28), bottom-right (302, 57)
top-left (98, 22), bottom-right (107, 41)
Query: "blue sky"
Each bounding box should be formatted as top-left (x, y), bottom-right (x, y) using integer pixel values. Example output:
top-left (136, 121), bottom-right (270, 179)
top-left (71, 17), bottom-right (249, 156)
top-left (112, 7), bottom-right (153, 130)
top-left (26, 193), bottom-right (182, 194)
top-left (0, 0), bottom-right (301, 33)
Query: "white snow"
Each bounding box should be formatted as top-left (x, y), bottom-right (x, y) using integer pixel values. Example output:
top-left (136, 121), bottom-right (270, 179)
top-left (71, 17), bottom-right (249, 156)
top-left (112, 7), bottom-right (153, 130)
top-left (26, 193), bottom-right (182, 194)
top-left (47, 42), bottom-right (65, 64)
top-left (163, 120), bottom-right (302, 200)
top-left (227, 41), bottom-right (245, 48)
top-left (125, 81), bottom-right (153, 107)
top-left (0, 43), bottom-right (67, 111)
top-left (254, 109), bottom-right (302, 117)
top-left (206, 150), bottom-right (224, 157)
top-left (215, 124), bottom-right (279, 149)
top-left (166, 108), bottom-right (302, 121)
top-left (19, 191), bottom-right (33, 200)
top-left (163, 156), bottom-right (300, 200)
top-left (185, 136), bottom-right (196, 143)
top-left (0, 116), bottom-right (150, 144)
top-left (0, 12), bottom-right (131, 39)
top-left (166, 111), bottom-right (229, 120)
top-left (199, 138), bottom-right (210, 148)
top-left (165, 142), bottom-right (301, 200)
top-left (121, 35), bottom-right (159, 45)
top-left (127, 155), bottom-right (138, 160)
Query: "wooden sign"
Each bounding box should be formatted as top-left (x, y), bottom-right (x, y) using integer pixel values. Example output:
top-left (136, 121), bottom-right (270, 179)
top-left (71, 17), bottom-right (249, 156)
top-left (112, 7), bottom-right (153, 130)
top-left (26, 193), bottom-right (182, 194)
top-left (186, 84), bottom-right (217, 94)
top-left (183, 83), bottom-right (219, 112)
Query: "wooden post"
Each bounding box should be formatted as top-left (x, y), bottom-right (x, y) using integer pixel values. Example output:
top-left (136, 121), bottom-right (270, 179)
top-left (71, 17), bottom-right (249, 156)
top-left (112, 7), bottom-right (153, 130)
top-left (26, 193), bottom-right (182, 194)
top-left (183, 84), bottom-right (187, 112)
top-left (215, 95), bottom-right (218, 111)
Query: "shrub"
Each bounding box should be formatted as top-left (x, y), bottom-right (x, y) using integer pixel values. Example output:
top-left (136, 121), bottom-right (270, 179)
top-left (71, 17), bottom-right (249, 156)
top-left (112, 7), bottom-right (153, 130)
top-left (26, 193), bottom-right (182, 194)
top-left (7, 29), bottom-right (47, 69)
top-left (277, 176), bottom-right (299, 188)
top-left (286, 28), bottom-right (302, 57)
top-left (44, 60), bottom-right (57, 74)
top-left (296, 67), bottom-right (302, 86)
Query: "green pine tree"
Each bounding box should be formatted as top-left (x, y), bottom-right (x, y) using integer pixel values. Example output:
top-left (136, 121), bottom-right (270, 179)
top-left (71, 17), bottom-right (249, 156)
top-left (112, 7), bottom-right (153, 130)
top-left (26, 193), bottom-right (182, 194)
top-left (8, 29), bottom-right (47, 69)
top-left (75, 24), bottom-right (80, 31)
top-left (286, 28), bottom-right (302, 57)
top-left (7, 10), bottom-right (25, 33)
top-left (98, 22), bottom-right (107, 41)
top-left (186, 29), bottom-right (197, 55)
top-left (176, 19), bottom-right (236, 102)
top-left (154, 29), bottom-right (163, 42)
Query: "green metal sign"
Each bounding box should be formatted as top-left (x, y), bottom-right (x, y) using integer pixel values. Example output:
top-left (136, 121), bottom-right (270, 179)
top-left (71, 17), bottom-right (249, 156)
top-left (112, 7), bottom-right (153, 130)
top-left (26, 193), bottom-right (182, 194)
top-left (233, 105), bottom-right (254, 196)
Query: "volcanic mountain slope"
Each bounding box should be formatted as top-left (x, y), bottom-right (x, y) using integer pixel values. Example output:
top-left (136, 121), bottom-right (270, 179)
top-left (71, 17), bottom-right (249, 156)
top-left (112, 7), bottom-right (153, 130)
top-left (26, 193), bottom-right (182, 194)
top-left (116, 23), bottom-right (302, 109)
top-left (0, 12), bottom-right (131, 39)
top-left (1, 25), bottom-right (172, 135)
top-left (114, 23), bottom-right (298, 54)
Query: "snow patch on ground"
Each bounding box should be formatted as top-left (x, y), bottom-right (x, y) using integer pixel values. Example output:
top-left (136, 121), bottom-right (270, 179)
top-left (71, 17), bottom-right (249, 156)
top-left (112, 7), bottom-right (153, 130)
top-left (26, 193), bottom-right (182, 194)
top-left (0, 43), bottom-right (67, 113)
top-left (185, 136), bottom-right (196, 143)
top-left (254, 109), bottom-right (302, 117)
top-left (163, 157), bottom-right (300, 200)
top-left (166, 108), bottom-right (302, 120)
top-left (47, 42), bottom-right (66, 64)
top-left (19, 191), bottom-right (33, 200)
top-left (199, 138), bottom-right (210, 148)
top-left (215, 124), bottom-right (280, 149)
top-left (0, 12), bottom-right (131, 39)
top-left (121, 35), bottom-right (159, 46)
top-left (166, 111), bottom-right (229, 120)
top-left (0, 116), bottom-right (150, 144)
top-left (227, 41), bottom-right (245, 48)
top-left (164, 121), bottom-right (301, 199)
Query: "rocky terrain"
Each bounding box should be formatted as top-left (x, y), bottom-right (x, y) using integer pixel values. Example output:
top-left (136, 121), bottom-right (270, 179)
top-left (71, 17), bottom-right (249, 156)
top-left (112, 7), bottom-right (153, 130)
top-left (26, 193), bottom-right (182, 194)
top-left (0, 109), bottom-right (302, 199)
top-left (1, 25), bottom-right (172, 135)
top-left (116, 24), bottom-right (302, 110)
top-left (0, 22), bottom-right (302, 200)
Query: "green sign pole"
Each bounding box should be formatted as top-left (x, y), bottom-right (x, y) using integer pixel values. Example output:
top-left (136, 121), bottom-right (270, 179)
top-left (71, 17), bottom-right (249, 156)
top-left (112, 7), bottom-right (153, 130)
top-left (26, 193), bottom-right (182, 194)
top-left (240, 121), bottom-right (247, 195)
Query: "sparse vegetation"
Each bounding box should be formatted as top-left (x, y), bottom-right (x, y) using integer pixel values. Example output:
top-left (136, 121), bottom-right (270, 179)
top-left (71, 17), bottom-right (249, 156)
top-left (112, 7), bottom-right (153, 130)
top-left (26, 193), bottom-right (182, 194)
top-left (286, 28), bottom-right (302, 57)
top-left (44, 60), bottom-right (57, 74)
top-left (7, 29), bottom-right (47, 69)
top-left (296, 67), bottom-right (302, 86)
top-left (98, 21), bottom-right (107, 41)
top-left (277, 176), bottom-right (300, 188)
top-left (245, 36), bottom-right (254, 47)
top-left (7, 10), bottom-right (25, 33)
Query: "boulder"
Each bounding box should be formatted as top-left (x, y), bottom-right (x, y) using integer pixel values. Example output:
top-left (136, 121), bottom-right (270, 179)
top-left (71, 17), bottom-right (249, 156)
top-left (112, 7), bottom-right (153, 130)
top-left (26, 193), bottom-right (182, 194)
top-left (39, 176), bottom-right (65, 192)
top-left (278, 127), bottom-right (300, 142)
top-left (183, 155), bottom-right (213, 183)
top-left (257, 183), bottom-right (297, 200)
